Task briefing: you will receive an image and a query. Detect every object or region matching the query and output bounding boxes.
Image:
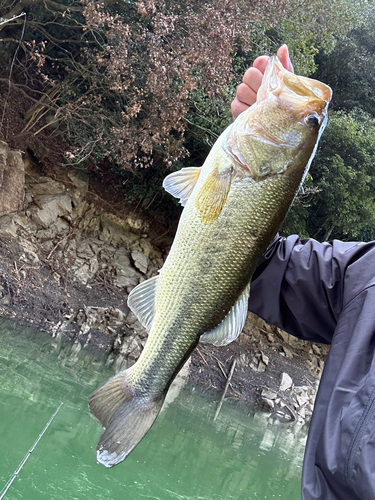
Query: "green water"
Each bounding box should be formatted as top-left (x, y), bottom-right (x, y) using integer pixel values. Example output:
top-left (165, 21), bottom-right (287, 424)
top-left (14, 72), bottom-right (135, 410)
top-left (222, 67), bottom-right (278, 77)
top-left (0, 319), bottom-right (306, 500)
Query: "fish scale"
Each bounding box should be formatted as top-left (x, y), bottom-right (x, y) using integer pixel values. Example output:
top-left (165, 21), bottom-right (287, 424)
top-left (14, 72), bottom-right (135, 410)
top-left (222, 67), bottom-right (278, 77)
top-left (88, 56), bottom-right (332, 468)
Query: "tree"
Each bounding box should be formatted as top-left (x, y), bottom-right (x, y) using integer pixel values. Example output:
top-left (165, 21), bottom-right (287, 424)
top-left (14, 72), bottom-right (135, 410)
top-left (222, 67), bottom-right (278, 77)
top-left (283, 110), bottom-right (375, 241)
top-left (313, 5), bottom-right (375, 115)
top-left (0, 0), bottom-right (286, 171)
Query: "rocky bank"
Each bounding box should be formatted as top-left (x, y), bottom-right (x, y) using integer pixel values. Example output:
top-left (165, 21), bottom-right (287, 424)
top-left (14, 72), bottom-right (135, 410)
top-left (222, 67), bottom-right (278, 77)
top-left (0, 142), bottom-right (329, 425)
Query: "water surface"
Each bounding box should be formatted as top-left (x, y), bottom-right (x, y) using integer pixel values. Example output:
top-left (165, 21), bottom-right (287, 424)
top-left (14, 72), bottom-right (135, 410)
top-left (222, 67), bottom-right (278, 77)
top-left (0, 319), bottom-right (306, 499)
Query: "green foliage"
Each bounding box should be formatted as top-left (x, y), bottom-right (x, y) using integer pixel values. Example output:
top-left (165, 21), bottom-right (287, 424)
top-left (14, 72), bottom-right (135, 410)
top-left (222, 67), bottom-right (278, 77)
top-left (314, 5), bottom-right (375, 114)
top-left (268, 0), bottom-right (365, 75)
top-left (283, 110), bottom-right (375, 241)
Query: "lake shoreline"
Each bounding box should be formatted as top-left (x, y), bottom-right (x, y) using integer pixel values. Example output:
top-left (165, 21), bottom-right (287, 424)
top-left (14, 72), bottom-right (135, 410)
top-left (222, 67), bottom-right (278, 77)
top-left (0, 143), bottom-right (328, 425)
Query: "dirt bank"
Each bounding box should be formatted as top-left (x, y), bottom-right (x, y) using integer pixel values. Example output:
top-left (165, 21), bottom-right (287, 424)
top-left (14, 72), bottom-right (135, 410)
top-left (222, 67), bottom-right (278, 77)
top-left (0, 144), bottom-right (329, 425)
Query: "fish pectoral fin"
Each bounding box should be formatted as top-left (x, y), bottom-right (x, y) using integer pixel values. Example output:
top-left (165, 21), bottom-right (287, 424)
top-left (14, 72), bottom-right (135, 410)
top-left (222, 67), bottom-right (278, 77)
top-left (163, 167), bottom-right (202, 206)
top-left (200, 283), bottom-right (250, 346)
top-left (89, 371), bottom-right (164, 467)
top-left (195, 166), bottom-right (233, 224)
top-left (127, 275), bottom-right (159, 330)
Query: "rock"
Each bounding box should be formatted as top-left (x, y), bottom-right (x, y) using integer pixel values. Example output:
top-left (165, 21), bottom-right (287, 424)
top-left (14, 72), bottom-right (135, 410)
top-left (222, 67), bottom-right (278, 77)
top-left (249, 360), bottom-right (259, 371)
top-left (67, 169), bottom-right (88, 199)
top-left (260, 351), bottom-right (269, 365)
top-left (0, 215), bottom-right (17, 237)
top-left (131, 250), bottom-right (148, 274)
top-left (27, 193), bottom-right (73, 228)
top-left (74, 263), bottom-right (91, 284)
top-left (294, 385), bottom-right (312, 394)
top-left (257, 359), bottom-right (267, 372)
top-left (89, 256), bottom-right (99, 274)
top-left (298, 406), bottom-right (306, 419)
top-left (238, 353), bottom-right (250, 367)
top-left (125, 311), bottom-right (139, 326)
top-left (78, 205), bottom-right (97, 230)
top-left (138, 237), bottom-right (158, 258)
top-left (76, 240), bottom-right (96, 259)
top-left (113, 266), bottom-right (142, 289)
top-left (53, 218), bottom-right (70, 236)
top-left (52, 272), bottom-right (60, 283)
top-left (249, 356), bottom-right (260, 371)
top-left (249, 355), bottom-right (267, 372)
top-left (0, 294), bottom-right (11, 305)
top-left (305, 402), bottom-right (314, 413)
top-left (312, 343), bottom-right (321, 355)
top-left (65, 239), bottom-right (77, 257)
top-left (18, 239), bottom-right (39, 264)
top-left (146, 264), bottom-right (160, 279)
top-left (28, 178), bottom-right (65, 196)
top-left (100, 214), bottom-right (139, 245)
top-left (13, 213), bottom-right (38, 233)
top-left (98, 244), bottom-right (116, 262)
top-left (277, 329), bottom-right (290, 343)
top-left (0, 141), bottom-right (24, 216)
top-left (107, 307), bottom-right (128, 327)
top-left (35, 227), bottom-right (56, 241)
top-left (39, 239), bottom-right (54, 252)
top-left (113, 248), bottom-right (131, 270)
top-left (280, 372), bottom-right (293, 392)
top-left (261, 388), bottom-right (277, 400)
top-left (296, 394), bottom-right (309, 407)
top-left (259, 397), bottom-right (274, 411)
top-left (76, 237), bottom-right (104, 260)
top-left (119, 335), bottom-right (143, 360)
top-left (282, 345), bottom-right (294, 358)
top-left (74, 306), bottom-right (129, 339)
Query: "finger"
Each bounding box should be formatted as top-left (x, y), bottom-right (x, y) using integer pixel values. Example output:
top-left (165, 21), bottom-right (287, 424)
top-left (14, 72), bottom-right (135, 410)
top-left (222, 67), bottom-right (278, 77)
top-left (252, 55), bottom-right (270, 75)
top-left (242, 67), bottom-right (264, 95)
top-left (231, 98), bottom-right (250, 120)
top-left (236, 82), bottom-right (257, 107)
top-left (277, 44), bottom-right (294, 73)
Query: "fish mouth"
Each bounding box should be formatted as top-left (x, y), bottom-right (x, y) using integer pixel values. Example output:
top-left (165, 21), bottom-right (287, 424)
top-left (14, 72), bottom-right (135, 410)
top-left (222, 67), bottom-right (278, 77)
top-left (282, 71), bottom-right (332, 104)
top-left (260, 56), bottom-right (332, 108)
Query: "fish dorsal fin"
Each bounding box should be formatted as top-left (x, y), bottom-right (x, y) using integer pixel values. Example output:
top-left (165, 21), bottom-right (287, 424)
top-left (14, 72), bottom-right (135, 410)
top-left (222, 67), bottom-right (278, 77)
top-left (200, 283), bottom-right (250, 346)
top-left (195, 166), bottom-right (233, 225)
top-left (163, 167), bottom-right (202, 206)
top-left (127, 275), bottom-right (159, 330)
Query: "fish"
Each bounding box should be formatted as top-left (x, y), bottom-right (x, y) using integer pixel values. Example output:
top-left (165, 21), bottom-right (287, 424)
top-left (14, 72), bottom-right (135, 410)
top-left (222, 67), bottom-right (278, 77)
top-left (88, 56), bottom-right (332, 467)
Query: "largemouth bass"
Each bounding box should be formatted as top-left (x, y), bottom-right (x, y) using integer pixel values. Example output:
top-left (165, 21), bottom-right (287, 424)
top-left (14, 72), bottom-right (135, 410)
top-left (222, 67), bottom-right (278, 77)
top-left (89, 56), bottom-right (332, 467)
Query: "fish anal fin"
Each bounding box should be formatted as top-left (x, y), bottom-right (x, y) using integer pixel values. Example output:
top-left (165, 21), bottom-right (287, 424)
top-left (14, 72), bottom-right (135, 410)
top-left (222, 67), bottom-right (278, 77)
top-left (89, 371), bottom-right (164, 468)
top-left (127, 275), bottom-right (159, 330)
top-left (163, 167), bottom-right (202, 206)
top-left (195, 167), bottom-right (233, 225)
top-left (200, 283), bottom-right (250, 346)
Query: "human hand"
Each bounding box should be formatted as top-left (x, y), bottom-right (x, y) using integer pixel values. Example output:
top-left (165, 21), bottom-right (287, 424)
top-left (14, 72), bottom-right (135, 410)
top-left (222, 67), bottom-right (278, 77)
top-left (231, 44), bottom-right (294, 120)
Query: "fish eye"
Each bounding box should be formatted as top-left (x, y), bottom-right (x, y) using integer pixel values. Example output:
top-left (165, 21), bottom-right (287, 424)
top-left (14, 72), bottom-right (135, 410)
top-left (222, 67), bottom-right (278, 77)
top-left (305, 114), bottom-right (320, 128)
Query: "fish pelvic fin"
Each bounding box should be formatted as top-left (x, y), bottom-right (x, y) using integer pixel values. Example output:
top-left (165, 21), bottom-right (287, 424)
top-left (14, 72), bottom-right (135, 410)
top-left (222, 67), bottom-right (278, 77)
top-left (89, 371), bottom-right (164, 468)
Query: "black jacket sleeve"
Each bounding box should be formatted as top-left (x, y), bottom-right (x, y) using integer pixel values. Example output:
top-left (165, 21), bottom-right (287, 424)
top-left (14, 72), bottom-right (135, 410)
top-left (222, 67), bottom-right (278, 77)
top-left (249, 235), bottom-right (375, 344)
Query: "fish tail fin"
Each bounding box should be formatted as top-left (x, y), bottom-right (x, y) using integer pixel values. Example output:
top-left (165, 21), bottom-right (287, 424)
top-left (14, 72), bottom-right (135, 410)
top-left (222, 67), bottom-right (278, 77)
top-left (88, 371), bottom-right (164, 468)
